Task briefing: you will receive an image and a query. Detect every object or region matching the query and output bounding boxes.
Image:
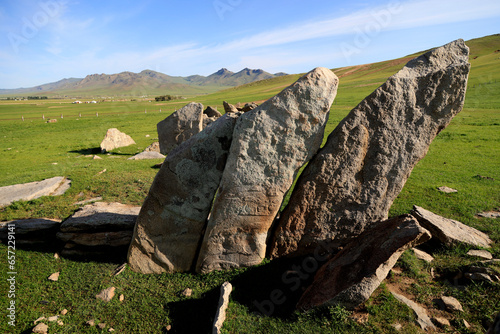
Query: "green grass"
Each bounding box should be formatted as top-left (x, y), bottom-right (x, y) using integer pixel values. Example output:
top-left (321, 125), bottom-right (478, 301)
top-left (0, 35), bottom-right (499, 333)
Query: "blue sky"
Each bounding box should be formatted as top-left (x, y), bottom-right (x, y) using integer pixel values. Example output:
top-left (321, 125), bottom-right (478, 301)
top-left (0, 0), bottom-right (499, 89)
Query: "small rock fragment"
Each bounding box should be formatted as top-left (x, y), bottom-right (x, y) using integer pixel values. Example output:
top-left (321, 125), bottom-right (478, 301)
top-left (477, 211), bottom-right (500, 218)
top-left (32, 322), bottom-right (48, 334)
top-left (47, 315), bottom-right (58, 322)
top-left (467, 249), bottom-right (493, 259)
top-left (54, 253), bottom-right (60, 259)
top-left (413, 248), bottom-right (434, 263)
top-left (96, 287), bottom-right (116, 302)
top-left (438, 186), bottom-right (458, 193)
top-left (181, 288), bottom-right (192, 297)
top-left (433, 316), bottom-right (451, 327)
top-left (98, 323), bottom-right (106, 329)
top-left (463, 319), bottom-right (471, 329)
top-left (48, 272), bottom-right (60, 281)
top-left (86, 319), bottom-right (95, 326)
top-left (109, 328), bottom-right (115, 332)
top-left (61, 309), bottom-right (68, 315)
top-left (119, 294), bottom-right (124, 302)
top-left (391, 323), bottom-right (403, 331)
top-left (441, 296), bottom-right (464, 312)
top-left (57, 320), bottom-right (64, 326)
top-left (390, 290), bottom-right (436, 331)
top-left (34, 317), bottom-right (46, 324)
top-left (93, 155), bottom-right (102, 160)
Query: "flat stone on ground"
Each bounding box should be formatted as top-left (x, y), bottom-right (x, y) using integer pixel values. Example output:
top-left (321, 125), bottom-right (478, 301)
top-left (127, 151), bottom-right (165, 160)
top-left (467, 249), bottom-right (493, 259)
top-left (0, 176), bottom-right (71, 207)
top-left (412, 205), bottom-right (492, 248)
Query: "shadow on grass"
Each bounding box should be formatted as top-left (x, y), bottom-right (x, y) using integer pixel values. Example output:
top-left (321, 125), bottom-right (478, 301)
top-left (166, 256), bottom-right (325, 333)
top-left (68, 147), bottom-right (131, 156)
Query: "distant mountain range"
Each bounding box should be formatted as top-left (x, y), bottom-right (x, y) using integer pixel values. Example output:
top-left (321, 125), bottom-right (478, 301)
top-left (0, 68), bottom-right (288, 97)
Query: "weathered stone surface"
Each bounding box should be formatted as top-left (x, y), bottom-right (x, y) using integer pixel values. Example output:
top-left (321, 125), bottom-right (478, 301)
top-left (441, 296), bottom-right (463, 312)
top-left (157, 102), bottom-right (204, 154)
top-left (96, 287), bottom-right (115, 302)
top-left (223, 101), bottom-right (239, 113)
top-left (204, 106), bottom-right (222, 118)
top-left (144, 141), bottom-right (160, 152)
top-left (0, 218), bottom-right (61, 236)
top-left (433, 316), bottom-right (451, 327)
top-left (100, 128), bottom-right (136, 153)
top-left (60, 202), bottom-right (140, 233)
top-left (196, 67), bottom-right (339, 273)
top-left (390, 290), bottom-right (436, 331)
top-left (467, 249), bottom-right (493, 259)
top-left (0, 176), bottom-right (71, 208)
top-left (127, 151), bottom-right (165, 160)
top-left (128, 113), bottom-right (241, 274)
top-left (296, 215), bottom-right (431, 311)
top-left (269, 39), bottom-right (471, 259)
top-left (412, 248), bottom-right (434, 263)
top-left (412, 205), bottom-right (492, 248)
top-left (213, 282), bottom-right (232, 334)
top-left (57, 230), bottom-right (133, 247)
top-left (241, 102), bottom-right (258, 112)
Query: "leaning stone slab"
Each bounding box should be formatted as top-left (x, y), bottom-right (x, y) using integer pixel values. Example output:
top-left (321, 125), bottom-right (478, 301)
top-left (296, 215), bottom-right (431, 311)
top-left (60, 202), bottom-right (140, 233)
top-left (196, 67), bottom-right (339, 273)
top-left (127, 151), bottom-right (166, 160)
top-left (390, 290), bottom-right (436, 331)
top-left (411, 205), bottom-right (492, 248)
top-left (0, 176), bottom-right (71, 208)
top-left (157, 102), bottom-right (204, 154)
top-left (269, 39), bottom-right (471, 259)
top-left (100, 128), bottom-right (136, 153)
top-left (128, 113), bottom-right (241, 274)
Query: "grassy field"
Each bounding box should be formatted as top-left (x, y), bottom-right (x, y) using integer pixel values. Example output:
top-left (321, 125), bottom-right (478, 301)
top-left (0, 35), bottom-right (499, 333)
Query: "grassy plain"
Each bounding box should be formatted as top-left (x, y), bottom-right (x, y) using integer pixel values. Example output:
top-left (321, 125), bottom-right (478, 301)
top-left (0, 35), bottom-right (499, 333)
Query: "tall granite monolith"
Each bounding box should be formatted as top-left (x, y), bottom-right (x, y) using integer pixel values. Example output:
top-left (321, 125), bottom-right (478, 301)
top-left (269, 39), bottom-right (471, 259)
top-left (196, 67), bottom-right (339, 273)
top-left (128, 113), bottom-right (241, 274)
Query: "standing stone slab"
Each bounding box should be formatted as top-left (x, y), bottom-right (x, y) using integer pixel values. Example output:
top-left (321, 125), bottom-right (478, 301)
top-left (296, 215), bottom-right (431, 311)
top-left (128, 113), bottom-right (241, 274)
top-left (196, 67), bottom-right (339, 273)
top-left (411, 205), bottom-right (492, 248)
top-left (100, 128), bottom-right (136, 153)
top-left (157, 102), bottom-right (204, 154)
top-left (269, 39), bottom-right (471, 259)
